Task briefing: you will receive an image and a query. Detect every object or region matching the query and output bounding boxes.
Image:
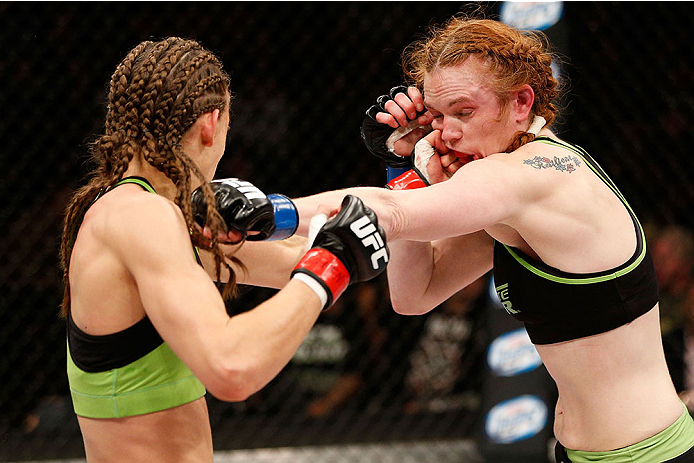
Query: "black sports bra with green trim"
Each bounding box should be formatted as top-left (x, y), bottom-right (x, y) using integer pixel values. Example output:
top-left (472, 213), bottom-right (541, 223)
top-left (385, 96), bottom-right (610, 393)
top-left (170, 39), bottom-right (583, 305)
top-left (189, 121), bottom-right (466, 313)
top-left (68, 176), bottom-right (202, 372)
top-left (492, 137), bottom-right (659, 345)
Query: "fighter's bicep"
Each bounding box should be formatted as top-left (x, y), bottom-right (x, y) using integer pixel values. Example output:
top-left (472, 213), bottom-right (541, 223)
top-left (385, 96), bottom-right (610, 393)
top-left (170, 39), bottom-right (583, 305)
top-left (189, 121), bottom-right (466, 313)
top-left (105, 199), bottom-right (228, 337)
top-left (393, 159), bottom-right (528, 241)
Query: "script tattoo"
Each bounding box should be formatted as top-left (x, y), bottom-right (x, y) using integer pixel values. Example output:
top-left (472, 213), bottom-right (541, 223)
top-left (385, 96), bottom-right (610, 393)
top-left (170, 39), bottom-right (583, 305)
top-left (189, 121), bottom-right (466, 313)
top-left (523, 155), bottom-right (582, 173)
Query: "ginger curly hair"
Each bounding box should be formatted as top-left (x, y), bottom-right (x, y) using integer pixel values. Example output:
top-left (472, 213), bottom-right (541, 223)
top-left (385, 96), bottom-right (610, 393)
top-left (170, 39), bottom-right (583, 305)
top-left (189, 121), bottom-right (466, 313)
top-left (403, 16), bottom-right (562, 152)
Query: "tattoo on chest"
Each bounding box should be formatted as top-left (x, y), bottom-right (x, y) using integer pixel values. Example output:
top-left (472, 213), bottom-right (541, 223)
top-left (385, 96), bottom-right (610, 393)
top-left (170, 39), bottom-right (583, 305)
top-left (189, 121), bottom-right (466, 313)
top-left (523, 155), bottom-right (582, 173)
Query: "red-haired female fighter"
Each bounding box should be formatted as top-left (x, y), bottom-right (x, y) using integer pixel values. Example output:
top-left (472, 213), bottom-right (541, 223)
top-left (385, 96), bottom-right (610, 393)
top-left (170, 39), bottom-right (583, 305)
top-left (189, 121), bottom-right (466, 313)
top-left (60, 37), bottom-right (387, 462)
top-left (294, 17), bottom-right (694, 462)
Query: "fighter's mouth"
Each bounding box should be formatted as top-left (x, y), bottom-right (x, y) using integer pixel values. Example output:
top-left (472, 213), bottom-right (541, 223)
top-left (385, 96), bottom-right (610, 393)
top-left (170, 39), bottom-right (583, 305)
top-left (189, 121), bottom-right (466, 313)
top-left (453, 151), bottom-right (481, 165)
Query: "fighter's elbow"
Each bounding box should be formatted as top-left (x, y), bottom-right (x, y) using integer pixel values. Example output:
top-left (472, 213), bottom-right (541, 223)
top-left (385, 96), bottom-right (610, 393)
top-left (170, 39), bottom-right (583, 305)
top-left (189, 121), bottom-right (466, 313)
top-left (390, 296), bottom-right (432, 316)
top-left (382, 194), bottom-right (406, 241)
top-left (206, 361), bottom-right (263, 402)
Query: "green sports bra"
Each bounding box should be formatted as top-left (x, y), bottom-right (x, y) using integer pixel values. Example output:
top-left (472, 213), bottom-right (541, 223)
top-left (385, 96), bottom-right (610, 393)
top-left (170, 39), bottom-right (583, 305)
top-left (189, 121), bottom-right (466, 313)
top-left (67, 177), bottom-right (205, 418)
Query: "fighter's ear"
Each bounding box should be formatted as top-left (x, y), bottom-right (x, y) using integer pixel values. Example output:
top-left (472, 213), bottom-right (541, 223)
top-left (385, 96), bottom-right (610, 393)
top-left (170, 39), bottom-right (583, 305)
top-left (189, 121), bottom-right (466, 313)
top-left (513, 84), bottom-right (535, 123)
top-left (200, 109), bottom-right (221, 147)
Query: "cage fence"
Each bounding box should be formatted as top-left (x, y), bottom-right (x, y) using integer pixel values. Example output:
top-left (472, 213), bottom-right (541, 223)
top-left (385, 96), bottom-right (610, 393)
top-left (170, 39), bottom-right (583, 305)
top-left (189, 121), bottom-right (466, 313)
top-left (1, 2), bottom-right (693, 461)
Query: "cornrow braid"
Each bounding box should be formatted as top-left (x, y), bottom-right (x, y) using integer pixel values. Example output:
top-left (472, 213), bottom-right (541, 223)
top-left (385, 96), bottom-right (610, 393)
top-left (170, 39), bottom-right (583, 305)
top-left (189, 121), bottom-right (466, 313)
top-left (59, 177), bottom-right (111, 316)
top-left (105, 41), bottom-right (153, 136)
top-left (505, 131), bottom-right (538, 153)
top-left (163, 74), bottom-right (227, 149)
top-left (157, 47), bottom-right (214, 116)
top-left (138, 38), bottom-right (186, 138)
top-left (121, 40), bottom-right (175, 141)
top-left (93, 41), bottom-right (154, 184)
top-left (403, 16), bottom-right (562, 152)
top-left (60, 37), bottom-right (237, 317)
top-left (150, 41), bottom-right (201, 132)
top-left (149, 50), bottom-right (215, 161)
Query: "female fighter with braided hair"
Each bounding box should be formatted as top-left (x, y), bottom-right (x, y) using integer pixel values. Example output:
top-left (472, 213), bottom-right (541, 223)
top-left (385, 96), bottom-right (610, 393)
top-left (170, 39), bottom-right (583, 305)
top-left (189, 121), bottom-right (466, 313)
top-left (60, 37), bottom-right (388, 461)
top-left (295, 16), bottom-right (694, 462)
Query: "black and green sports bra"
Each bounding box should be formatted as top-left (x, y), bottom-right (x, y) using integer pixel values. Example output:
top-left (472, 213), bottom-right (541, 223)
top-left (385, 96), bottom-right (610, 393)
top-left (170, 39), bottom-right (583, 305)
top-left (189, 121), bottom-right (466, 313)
top-left (493, 138), bottom-right (659, 345)
top-left (67, 177), bottom-right (206, 418)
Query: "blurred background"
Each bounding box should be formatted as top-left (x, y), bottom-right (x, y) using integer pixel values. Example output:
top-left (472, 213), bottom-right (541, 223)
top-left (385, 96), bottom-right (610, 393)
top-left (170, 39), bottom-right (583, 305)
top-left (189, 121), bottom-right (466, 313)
top-left (1, 2), bottom-right (693, 461)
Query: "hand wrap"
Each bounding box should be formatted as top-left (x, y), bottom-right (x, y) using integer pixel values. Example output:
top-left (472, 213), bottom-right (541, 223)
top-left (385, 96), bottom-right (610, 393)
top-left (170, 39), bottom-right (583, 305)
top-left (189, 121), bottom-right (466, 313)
top-left (385, 136), bottom-right (440, 190)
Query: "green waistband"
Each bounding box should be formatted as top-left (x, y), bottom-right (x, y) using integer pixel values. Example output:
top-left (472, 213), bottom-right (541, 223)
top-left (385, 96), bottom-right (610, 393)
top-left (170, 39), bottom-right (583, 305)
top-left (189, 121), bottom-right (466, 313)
top-left (567, 404), bottom-right (694, 462)
top-left (67, 341), bottom-right (205, 418)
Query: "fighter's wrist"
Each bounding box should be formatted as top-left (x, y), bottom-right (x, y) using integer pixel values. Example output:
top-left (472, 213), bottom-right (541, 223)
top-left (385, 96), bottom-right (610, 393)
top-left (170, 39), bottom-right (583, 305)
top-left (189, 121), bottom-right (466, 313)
top-left (291, 272), bottom-right (329, 309)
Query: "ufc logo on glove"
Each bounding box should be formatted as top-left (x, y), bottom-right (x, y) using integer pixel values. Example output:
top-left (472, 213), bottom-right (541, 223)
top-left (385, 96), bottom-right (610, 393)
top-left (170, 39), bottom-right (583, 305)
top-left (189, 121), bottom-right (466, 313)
top-left (292, 195), bottom-right (389, 311)
top-left (215, 178), bottom-right (266, 201)
top-left (350, 216), bottom-right (389, 269)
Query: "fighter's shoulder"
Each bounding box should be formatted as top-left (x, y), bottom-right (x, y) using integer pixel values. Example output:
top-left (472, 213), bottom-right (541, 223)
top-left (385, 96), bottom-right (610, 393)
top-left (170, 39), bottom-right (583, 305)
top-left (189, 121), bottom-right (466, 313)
top-left (468, 137), bottom-right (571, 201)
top-left (94, 187), bottom-right (187, 249)
top-left (107, 187), bottom-right (181, 223)
top-left (507, 136), bottom-right (583, 174)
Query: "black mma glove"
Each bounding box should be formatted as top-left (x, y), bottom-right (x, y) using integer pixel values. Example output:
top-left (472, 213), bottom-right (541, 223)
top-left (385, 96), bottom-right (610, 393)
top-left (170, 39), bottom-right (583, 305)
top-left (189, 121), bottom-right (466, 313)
top-left (292, 195), bottom-right (389, 310)
top-left (361, 85), bottom-right (432, 181)
top-left (191, 178), bottom-right (298, 242)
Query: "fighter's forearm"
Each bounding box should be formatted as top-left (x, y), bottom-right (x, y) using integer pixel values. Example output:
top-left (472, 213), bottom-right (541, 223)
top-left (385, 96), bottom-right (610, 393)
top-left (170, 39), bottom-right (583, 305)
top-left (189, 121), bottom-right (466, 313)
top-left (294, 186), bottom-right (397, 237)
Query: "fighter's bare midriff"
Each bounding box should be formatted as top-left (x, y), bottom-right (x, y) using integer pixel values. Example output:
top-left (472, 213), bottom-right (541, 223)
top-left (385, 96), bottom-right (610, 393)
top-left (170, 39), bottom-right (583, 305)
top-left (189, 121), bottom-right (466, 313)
top-left (78, 397), bottom-right (213, 462)
top-left (540, 305), bottom-right (682, 451)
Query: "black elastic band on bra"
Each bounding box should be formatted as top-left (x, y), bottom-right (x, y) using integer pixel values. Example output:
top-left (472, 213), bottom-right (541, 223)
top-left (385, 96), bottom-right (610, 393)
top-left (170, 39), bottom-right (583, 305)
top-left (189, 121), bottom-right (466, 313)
top-left (68, 312), bottom-right (163, 372)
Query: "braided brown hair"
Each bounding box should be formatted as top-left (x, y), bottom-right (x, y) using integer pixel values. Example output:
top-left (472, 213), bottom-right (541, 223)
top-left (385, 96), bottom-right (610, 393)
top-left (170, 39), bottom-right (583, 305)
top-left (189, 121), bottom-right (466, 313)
top-left (59, 37), bottom-right (237, 317)
top-left (403, 16), bottom-right (561, 152)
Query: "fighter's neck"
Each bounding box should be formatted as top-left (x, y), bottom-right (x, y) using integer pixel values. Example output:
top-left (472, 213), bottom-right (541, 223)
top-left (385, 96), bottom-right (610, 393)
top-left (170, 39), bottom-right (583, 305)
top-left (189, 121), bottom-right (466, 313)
top-left (122, 160), bottom-right (186, 201)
